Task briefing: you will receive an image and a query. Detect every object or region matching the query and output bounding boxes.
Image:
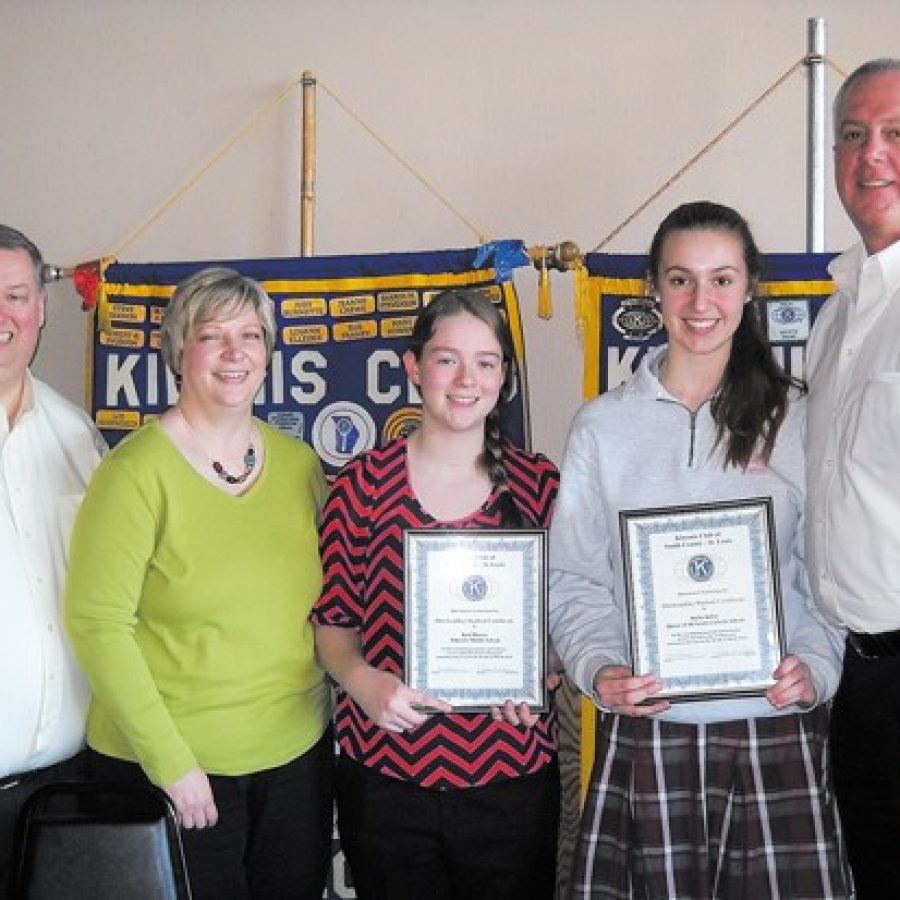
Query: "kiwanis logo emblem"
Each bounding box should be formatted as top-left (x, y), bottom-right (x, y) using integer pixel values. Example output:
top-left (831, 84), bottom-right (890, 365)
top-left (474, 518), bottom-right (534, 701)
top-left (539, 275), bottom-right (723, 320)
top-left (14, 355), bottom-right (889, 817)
top-left (686, 554), bottom-right (715, 582)
top-left (461, 575), bottom-right (489, 601)
top-left (771, 304), bottom-right (803, 324)
top-left (766, 298), bottom-right (811, 343)
top-left (612, 296), bottom-right (663, 341)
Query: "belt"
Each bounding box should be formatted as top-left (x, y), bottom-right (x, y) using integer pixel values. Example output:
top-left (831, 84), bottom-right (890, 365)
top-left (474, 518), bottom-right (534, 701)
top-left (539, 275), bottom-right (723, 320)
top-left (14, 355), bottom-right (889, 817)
top-left (847, 629), bottom-right (900, 660)
top-left (0, 764), bottom-right (50, 791)
top-left (0, 773), bottom-right (24, 791)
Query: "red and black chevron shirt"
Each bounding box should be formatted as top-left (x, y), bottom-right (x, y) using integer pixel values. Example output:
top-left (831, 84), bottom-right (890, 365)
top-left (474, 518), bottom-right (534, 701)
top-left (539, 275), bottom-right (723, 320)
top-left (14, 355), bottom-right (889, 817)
top-left (312, 437), bottom-right (559, 789)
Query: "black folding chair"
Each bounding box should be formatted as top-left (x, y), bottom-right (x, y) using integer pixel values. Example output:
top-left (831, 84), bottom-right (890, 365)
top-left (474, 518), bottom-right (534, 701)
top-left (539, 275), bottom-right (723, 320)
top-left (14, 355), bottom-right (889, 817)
top-left (12, 781), bottom-right (192, 899)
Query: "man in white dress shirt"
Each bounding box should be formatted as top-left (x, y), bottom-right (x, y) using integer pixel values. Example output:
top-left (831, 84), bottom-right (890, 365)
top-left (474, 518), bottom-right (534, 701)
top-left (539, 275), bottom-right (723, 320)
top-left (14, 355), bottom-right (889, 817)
top-left (805, 58), bottom-right (900, 898)
top-left (0, 225), bottom-right (105, 896)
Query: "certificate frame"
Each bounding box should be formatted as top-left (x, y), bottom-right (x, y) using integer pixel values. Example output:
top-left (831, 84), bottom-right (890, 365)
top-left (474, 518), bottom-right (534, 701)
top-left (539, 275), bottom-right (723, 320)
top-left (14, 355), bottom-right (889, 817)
top-left (619, 497), bottom-right (785, 703)
top-left (403, 528), bottom-right (548, 713)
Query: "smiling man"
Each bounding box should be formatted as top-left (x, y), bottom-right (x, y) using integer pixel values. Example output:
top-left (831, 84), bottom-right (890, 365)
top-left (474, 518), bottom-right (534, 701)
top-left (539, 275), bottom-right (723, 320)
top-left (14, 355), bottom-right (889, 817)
top-left (0, 225), bottom-right (104, 897)
top-left (805, 59), bottom-right (900, 898)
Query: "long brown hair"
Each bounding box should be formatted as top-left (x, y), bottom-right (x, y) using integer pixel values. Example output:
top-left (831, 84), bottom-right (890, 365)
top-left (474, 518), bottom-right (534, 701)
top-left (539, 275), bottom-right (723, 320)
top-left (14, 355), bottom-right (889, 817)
top-left (648, 201), bottom-right (803, 468)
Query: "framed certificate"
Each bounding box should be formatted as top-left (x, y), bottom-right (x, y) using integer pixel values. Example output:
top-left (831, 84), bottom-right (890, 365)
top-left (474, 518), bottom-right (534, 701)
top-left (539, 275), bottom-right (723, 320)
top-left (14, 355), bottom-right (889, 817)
top-left (619, 498), bottom-right (785, 702)
top-left (404, 529), bottom-right (548, 712)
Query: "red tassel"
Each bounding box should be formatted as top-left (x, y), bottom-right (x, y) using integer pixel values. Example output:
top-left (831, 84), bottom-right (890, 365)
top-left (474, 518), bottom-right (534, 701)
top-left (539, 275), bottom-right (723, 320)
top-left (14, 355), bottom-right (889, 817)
top-left (73, 260), bottom-right (103, 311)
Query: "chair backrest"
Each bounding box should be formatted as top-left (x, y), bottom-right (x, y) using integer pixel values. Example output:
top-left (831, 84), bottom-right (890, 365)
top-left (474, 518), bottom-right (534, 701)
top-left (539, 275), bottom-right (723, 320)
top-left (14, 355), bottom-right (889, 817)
top-left (12, 780), bottom-right (192, 900)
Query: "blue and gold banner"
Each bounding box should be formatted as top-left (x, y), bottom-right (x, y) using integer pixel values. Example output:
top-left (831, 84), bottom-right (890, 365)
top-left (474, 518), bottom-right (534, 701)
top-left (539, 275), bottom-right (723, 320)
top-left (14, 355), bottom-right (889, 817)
top-left (581, 251), bottom-right (838, 399)
top-left (89, 242), bottom-right (532, 479)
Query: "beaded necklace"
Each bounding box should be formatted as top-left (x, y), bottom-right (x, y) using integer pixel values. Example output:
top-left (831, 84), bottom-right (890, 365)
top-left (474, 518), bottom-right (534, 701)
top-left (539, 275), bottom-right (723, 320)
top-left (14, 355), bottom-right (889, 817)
top-left (212, 445), bottom-right (257, 485)
top-left (178, 408), bottom-right (257, 485)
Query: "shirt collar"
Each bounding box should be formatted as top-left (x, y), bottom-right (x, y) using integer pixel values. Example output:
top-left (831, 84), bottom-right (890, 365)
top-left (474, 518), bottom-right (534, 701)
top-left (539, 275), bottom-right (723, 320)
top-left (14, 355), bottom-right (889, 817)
top-left (1, 371), bottom-right (36, 436)
top-left (827, 242), bottom-right (866, 293)
top-left (877, 238), bottom-right (900, 299)
top-left (829, 237), bottom-right (900, 300)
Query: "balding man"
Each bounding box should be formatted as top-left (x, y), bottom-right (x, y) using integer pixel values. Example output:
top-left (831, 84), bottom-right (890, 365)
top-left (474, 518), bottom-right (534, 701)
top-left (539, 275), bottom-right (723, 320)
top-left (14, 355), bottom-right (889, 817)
top-left (806, 58), bottom-right (900, 897)
top-left (0, 225), bottom-right (104, 896)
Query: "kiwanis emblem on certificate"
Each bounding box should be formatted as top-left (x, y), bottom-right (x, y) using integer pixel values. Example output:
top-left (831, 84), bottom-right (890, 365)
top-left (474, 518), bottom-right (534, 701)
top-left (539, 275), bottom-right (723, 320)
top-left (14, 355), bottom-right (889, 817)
top-left (686, 554), bottom-right (715, 582)
top-left (461, 575), bottom-right (489, 602)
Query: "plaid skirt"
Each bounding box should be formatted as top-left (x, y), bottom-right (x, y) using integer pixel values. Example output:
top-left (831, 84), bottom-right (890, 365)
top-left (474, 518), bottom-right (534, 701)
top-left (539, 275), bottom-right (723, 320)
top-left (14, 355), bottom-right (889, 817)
top-left (571, 706), bottom-right (849, 899)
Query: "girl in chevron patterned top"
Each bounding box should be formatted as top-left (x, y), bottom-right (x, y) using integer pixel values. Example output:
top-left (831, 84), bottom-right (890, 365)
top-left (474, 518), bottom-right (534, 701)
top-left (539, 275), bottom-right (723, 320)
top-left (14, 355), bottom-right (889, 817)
top-left (549, 201), bottom-right (848, 899)
top-left (312, 288), bottom-right (561, 900)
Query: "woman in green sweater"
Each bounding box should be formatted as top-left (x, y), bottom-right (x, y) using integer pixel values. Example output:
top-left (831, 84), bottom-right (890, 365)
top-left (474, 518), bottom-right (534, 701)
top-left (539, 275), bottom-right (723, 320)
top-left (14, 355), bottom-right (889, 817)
top-left (65, 267), bottom-right (332, 900)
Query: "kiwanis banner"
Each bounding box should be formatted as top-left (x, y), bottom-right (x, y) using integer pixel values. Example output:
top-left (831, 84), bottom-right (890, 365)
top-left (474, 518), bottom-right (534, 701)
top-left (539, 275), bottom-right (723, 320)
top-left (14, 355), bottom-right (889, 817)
top-left (581, 251), bottom-right (838, 397)
top-left (576, 251), bottom-right (838, 790)
top-left (90, 242), bottom-right (532, 479)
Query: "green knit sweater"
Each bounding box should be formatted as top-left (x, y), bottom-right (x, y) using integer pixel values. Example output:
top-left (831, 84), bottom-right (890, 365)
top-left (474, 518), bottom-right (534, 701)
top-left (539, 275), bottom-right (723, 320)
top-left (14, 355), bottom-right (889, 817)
top-left (65, 419), bottom-right (329, 787)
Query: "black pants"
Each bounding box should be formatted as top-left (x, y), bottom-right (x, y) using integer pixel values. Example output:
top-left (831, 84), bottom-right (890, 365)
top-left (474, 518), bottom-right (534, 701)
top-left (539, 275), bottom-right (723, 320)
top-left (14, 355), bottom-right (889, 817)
top-left (336, 755), bottom-right (560, 900)
top-left (830, 641), bottom-right (900, 899)
top-left (86, 729), bottom-right (334, 900)
top-left (0, 751), bottom-right (87, 900)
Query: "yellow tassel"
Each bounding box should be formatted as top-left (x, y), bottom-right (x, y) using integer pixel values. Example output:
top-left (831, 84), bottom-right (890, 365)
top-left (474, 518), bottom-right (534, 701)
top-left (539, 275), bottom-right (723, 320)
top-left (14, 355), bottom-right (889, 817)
top-left (574, 262), bottom-right (590, 340)
top-left (537, 254), bottom-right (552, 320)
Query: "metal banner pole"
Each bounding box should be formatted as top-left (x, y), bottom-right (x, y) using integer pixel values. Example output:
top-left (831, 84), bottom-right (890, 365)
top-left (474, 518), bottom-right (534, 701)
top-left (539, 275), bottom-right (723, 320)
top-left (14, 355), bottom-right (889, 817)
top-left (806, 17), bottom-right (827, 252)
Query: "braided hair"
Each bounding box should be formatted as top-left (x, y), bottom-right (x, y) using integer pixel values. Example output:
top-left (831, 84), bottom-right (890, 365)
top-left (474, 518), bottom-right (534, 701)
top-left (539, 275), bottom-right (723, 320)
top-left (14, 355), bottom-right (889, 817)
top-left (647, 201), bottom-right (804, 469)
top-left (406, 288), bottom-right (533, 526)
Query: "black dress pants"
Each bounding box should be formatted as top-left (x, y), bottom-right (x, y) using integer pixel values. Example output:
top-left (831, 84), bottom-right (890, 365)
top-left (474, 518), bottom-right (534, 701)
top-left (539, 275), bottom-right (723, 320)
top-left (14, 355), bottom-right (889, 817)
top-left (86, 729), bottom-right (334, 900)
top-left (336, 755), bottom-right (560, 900)
top-left (830, 641), bottom-right (900, 899)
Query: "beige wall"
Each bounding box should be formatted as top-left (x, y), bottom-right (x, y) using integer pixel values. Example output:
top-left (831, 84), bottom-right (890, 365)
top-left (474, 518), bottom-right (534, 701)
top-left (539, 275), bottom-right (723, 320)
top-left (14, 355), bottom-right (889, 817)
top-left (3, 0), bottom-right (898, 463)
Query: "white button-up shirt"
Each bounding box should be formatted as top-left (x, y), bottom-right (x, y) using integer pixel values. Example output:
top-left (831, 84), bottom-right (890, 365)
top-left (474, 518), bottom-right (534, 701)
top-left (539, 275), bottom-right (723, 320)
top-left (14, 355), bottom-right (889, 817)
top-left (806, 238), bottom-right (900, 632)
top-left (0, 374), bottom-right (104, 777)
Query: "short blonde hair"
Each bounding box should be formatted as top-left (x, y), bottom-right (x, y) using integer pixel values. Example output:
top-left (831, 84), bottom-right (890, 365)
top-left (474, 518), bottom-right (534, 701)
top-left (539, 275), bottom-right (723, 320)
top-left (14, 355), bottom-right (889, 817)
top-left (160, 267), bottom-right (276, 376)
